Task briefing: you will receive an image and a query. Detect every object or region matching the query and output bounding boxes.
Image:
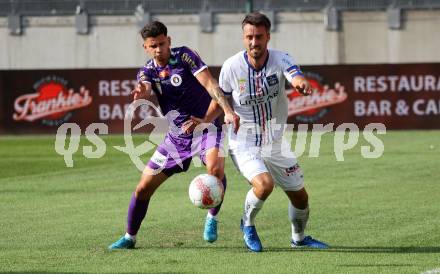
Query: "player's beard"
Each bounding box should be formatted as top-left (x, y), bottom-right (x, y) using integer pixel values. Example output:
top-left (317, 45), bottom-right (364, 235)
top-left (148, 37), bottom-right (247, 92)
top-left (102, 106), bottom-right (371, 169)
top-left (249, 46), bottom-right (264, 60)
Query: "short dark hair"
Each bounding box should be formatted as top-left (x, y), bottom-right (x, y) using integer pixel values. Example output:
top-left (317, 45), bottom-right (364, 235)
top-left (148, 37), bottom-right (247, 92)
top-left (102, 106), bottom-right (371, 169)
top-left (140, 21), bottom-right (168, 39)
top-left (242, 12), bottom-right (271, 32)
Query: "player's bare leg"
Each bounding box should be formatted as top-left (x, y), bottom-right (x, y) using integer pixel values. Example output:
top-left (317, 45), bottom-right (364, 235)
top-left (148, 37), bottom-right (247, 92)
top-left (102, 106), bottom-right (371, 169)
top-left (109, 168), bottom-right (168, 250)
top-left (285, 188), bottom-right (328, 249)
top-left (241, 172), bottom-right (274, 252)
top-left (250, 172), bottom-right (274, 201)
top-left (135, 168), bottom-right (169, 200)
top-left (204, 147), bottom-right (225, 180)
top-left (203, 147), bottom-right (227, 242)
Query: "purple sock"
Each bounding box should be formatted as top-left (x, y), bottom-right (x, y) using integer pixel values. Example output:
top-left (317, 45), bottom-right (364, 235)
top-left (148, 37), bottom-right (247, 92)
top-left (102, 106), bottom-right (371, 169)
top-left (126, 192), bottom-right (150, 236)
top-left (208, 176), bottom-right (227, 217)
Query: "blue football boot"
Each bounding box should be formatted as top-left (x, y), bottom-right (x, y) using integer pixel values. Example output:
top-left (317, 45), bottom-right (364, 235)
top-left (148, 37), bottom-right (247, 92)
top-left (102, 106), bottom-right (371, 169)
top-left (204, 216), bottom-right (218, 243)
top-left (240, 220), bottom-right (263, 252)
top-left (291, 236), bottom-right (329, 249)
top-left (108, 236), bottom-right (136, 250)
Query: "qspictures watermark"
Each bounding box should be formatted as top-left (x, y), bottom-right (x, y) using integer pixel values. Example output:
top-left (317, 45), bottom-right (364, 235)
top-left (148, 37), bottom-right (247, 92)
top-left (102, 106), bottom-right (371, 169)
top-left (54, 99), bottom-right (386, 171)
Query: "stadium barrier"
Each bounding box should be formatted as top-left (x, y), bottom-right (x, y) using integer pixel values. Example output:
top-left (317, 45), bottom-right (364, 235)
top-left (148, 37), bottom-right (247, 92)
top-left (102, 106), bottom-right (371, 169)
top-left (1, 63), bottom-right (440, 134)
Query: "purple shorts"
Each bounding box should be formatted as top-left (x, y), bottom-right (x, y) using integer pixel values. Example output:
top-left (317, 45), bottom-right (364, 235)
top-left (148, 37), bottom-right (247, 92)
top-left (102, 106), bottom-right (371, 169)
top-left (147, 124), bottom-right (224, 177)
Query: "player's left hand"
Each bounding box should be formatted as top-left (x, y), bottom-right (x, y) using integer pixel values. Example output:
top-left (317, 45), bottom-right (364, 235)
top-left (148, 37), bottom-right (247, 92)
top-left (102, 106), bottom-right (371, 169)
top-left (224, 111), bottom-right (240, 134)
top-left (294, 78), bottom-right (312, 96)
top-left (182, 116), bottom-right (203, 134)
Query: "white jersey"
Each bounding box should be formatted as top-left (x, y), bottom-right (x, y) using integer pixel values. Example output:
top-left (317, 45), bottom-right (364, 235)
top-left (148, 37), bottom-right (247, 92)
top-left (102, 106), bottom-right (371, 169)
top-left (219, 49), bottom-right (303, 149)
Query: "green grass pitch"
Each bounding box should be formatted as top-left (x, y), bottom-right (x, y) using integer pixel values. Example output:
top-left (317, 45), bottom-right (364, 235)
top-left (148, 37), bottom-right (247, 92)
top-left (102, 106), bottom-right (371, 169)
top-left (0, 131), bottom-right (439, 274)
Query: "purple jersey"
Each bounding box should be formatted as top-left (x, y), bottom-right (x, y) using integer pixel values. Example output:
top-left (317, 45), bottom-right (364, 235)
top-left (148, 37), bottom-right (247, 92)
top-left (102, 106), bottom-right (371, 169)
top-left (137, 46), bottom-right (213, 133)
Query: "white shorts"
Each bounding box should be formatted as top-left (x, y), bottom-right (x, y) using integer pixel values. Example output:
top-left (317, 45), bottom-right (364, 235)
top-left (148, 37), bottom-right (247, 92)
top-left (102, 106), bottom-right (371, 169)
top-left (229, 139), bottom-right (304, 192)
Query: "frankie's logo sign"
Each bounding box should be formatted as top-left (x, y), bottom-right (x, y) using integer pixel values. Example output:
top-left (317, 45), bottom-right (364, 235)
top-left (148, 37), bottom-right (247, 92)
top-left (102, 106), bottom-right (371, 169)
top-left (12, 75), bottom-right (93, 126)
top-left (288, 72), bottom-right (347, 123)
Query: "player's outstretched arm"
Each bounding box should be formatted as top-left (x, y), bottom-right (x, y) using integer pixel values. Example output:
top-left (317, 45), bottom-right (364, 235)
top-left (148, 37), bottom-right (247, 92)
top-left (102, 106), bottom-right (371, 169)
top-left (131, 81), bottom-right (152, 101)
top-left (291, 75), bottom-right (312, 96)
top-left (195, 69), bottom-right (240, 133)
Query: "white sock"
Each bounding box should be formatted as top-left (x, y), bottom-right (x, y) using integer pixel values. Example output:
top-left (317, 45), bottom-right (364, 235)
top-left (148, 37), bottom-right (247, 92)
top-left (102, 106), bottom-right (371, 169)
top-left (242, 189), bottom-right (264, 226)
top-left (288, 203), bottom-right (309, 242)
top-left (207, 212), bottom-right (218, 220)
top-left (124, 232), bottom-right (136, 242)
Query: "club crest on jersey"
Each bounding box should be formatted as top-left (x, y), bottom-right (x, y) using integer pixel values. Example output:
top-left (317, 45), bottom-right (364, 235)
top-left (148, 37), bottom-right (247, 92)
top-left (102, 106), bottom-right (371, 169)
top-left (170, 74), bottom-right (182, 87)
top-left (266, 74), bottom-right (279, 86)
top-left (238, 79), bottom-right (247, 93)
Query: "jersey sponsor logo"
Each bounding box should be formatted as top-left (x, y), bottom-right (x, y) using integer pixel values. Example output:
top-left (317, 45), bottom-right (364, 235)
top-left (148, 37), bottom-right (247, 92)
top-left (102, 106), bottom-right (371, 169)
top-left (12, 75), bottom-right (92, 126)
top-left (169, 57), bottom-right (178, 65)
top-left (170, 74), bottom-right (183, 87)
top-left (181, 52), bottom-right (197, 70)
top-left (266, 74), bottom-right (279, 86)
top-left (239, 90), bottom-right (279, 106)
top-left (150, 150), bottom-right (168, 167)
top-left (287, 72), bottom-right (347, 123)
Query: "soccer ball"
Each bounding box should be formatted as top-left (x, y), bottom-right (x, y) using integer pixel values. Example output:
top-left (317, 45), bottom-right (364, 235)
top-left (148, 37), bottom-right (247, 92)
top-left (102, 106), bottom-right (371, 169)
top-left (189, 174), bottom-right (224, 209)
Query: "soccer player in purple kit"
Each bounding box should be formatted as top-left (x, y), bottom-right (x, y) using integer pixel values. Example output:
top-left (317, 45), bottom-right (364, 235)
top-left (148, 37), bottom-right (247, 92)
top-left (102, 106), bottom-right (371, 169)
top-left (109, 21), bottom-right (239, 250)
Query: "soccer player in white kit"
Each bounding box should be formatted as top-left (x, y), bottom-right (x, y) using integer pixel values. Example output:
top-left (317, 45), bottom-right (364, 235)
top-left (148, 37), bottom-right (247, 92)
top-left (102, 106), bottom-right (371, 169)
top-left (219, 12), bottom-right (328, 252)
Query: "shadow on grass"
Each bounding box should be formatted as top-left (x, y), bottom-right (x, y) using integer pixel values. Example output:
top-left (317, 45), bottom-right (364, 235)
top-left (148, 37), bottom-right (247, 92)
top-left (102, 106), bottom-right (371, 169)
top-left (106, 244), bottom-right (246, 253)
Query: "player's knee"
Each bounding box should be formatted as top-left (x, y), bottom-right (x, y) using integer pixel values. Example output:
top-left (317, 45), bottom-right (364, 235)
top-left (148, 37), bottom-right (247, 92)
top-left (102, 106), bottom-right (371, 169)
top-left (254, 179), bottom-right (274, 199)
top-left (261, 180), bottom-right (274, 194)
top-left (290, 189), bottom-right (309, 209)
top-left (135, 182), bottom-right (154, 200)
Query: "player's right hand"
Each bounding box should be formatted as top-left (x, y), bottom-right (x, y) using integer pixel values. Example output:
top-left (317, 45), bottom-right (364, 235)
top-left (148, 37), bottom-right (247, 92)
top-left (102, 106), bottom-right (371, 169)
top-left (224, 111), bottom-right (240, 134)
top-left (293, 76), bottom-right (312, 96)
top-left (131, 81), bottom-right (151, 101)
